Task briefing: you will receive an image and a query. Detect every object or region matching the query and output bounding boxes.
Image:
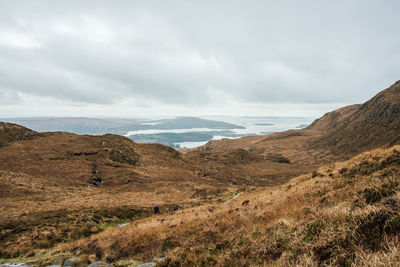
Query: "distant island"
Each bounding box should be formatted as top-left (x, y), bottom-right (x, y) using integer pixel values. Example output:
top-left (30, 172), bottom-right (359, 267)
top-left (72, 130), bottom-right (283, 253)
top-left (254, 123), bottom-right (274, 126)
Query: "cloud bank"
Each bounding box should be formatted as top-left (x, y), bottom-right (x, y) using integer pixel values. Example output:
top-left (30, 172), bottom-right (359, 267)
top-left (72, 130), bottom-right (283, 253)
top-left (0, 0), bottom-right (399, 117)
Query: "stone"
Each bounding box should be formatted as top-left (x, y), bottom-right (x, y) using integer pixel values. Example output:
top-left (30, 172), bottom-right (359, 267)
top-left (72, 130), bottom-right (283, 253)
top-left (136, 263), bottom-right (156, 267)
top-left (233, 192), bottom-right (242, 199)
top-left (135, 258), bottom-right (165, 267)
top-left (0, 263), bottom-right (33, 267)
top-left (63, 258), bottom-right (76, 266)
top-left (87, 261), bottom-right (109, 267)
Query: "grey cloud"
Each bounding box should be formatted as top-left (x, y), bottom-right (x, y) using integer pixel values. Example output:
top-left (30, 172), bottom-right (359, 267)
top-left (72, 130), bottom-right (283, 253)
top-left (0, 0), bottom-right (399, 114)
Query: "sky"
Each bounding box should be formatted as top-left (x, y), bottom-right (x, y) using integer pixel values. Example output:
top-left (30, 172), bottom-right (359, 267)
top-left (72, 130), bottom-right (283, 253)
top-left (0, 0), bottom-right (399, 118)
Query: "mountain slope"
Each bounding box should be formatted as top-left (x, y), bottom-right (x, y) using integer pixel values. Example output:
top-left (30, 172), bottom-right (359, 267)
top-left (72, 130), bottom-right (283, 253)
top-left (312, 80), bottom-right (400, 154)
top-left (197, 81), bottom-right (400, 165)
top-left (307, 104), bottom-right (360, 131)
top-left (0, 122), bottom-right (312, 258)
top-left (56, 145), bottom-right (400, 266)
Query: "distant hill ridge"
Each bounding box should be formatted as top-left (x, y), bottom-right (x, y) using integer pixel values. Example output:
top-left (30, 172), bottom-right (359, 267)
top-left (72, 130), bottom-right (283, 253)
top-left (310, 80), bottom-right (400, 154)
top-left (197, 80), bottom-right (400, 164)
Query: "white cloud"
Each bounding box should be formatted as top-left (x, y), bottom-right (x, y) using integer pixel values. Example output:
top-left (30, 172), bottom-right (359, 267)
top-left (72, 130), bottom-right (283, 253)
top-left (0, 29), bottom-right (41, 48)
top-left (0, 0), bottom-right (399, 117)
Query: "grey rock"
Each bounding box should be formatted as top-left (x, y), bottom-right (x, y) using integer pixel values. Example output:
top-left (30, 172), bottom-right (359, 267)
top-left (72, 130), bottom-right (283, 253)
top-left (63, 258), bottom-right (76, 267)
top-left (1, 263), bottom-right (33, 267)
top-left (118, 223), bottom-right (130, 228)
top-left (136, 256), bottom-right (165, 267)
top-left (233, 192), bottom-right (242, 199)
top-left (136, 263), bottom-right (156, 267)
top-left (87, 261), bottom-right (109, 267)
top-left (46, 265), bottom-right (61, 267)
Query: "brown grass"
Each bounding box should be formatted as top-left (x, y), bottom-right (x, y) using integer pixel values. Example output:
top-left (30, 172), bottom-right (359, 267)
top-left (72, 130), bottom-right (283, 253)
top-left (0, 126), bottom-right (313, 259)
top-left (2, 112), bottom-right (400, 265)
top-left (46, 145), bottom-right (400, 266)
top-left (196, 81), bottom-right (400, 167)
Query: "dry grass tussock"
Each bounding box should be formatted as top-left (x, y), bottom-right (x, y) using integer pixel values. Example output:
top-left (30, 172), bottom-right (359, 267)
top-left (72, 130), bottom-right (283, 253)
top-left (47, 145), bottom-right (400, 266)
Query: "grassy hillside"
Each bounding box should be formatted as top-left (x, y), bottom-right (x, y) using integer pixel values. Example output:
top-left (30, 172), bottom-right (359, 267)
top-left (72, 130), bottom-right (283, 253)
top-left (51, 145), bottom-right (400, 266)
top-left (0, 123), bottom-right (311, 262)
top-left (197, 81), bottom-right (400, 166)
top-left (2, 81), bottom-right (400, 266)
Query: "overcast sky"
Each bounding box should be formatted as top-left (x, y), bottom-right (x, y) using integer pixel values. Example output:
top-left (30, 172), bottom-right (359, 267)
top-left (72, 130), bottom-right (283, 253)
top-left (0, 0), bottom-right (399, 118)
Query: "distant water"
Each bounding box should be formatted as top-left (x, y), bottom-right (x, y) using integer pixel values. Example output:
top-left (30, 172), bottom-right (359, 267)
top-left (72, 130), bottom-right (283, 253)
top-left (125, 116), bottom-right (314, 148)
top-left (203, 116), bottom-right (313, 134)
top-left (173, 141), bottom-right (211, 148)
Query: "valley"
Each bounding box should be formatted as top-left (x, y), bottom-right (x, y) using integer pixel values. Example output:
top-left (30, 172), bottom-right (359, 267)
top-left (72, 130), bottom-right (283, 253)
top-left (1, 81), bottom-right (400, 266)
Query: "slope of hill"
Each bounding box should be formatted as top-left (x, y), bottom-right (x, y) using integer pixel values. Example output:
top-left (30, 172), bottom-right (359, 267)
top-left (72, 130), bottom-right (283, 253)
top-left (312, 80), bottom-right (400, 154)
top-left (197, 81), bottom-right (400, 165)
top-left (306, 104), bottom-right (360, 131)
top-left (0, 125), bottom-right (310, 189)
top-left (19, 145), bottom-right (400, 266)
top-left (0, 122), bottom-right (312, 258)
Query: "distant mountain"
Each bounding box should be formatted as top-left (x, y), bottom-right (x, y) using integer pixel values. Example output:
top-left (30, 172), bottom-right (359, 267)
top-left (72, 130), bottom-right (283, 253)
top-left (0, 116), bottom-right (244, 135)
top-left (146, 116), bottom-right (245, 130)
